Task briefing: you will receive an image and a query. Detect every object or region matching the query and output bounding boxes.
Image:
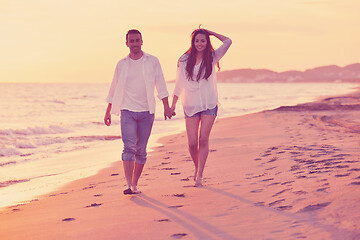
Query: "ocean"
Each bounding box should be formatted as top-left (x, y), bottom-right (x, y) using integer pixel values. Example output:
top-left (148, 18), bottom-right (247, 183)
top-left (0, 82), bottom-right (358, 208)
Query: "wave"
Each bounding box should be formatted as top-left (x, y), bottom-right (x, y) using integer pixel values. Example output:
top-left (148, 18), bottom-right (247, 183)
top-left (0, 160), bottom-right (17, 167)
top-left (0, 135), bottom-right (121, 158)
top-left (0, 147), bottom-right (21, 157)
top-left (0, 173), bottom-right (60, 188)
top-left (0, 179), bottom-right (30, 188)
top-left (68, 135), bottom-right (121, 142)
top-left (0, 125), bottom-right (71, 136)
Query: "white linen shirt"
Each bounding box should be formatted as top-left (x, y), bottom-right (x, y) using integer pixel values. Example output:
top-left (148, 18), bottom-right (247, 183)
top-left (106, 52), bottom-right (169, 115)
top-left (173, 38), bottom-right (232, 117)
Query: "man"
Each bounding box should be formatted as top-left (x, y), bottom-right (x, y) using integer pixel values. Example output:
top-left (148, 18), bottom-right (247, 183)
top-left (104, 29), bottom-right (173, 194)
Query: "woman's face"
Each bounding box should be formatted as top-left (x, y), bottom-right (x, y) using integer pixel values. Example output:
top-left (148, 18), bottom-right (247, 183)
top-left (194, 33), bottom-right (207, 53)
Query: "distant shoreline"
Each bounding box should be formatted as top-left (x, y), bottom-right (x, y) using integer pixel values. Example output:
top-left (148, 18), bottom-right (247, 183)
top-left (216, 62), bottom-right (360, 83)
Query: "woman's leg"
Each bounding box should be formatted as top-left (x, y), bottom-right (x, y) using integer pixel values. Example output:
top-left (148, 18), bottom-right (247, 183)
top-left (196, 114), bottom-right (216, 186)
top-left (185, 116), bottom-right (201, 181)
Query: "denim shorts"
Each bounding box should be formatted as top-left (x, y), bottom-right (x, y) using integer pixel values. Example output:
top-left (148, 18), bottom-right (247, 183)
top-left (185, 105), bottom-right (218, 118)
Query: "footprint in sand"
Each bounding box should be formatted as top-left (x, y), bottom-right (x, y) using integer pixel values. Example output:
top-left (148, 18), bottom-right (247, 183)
top-left (168, 205), bottom-right (183, 208)
top-left (62, 218), bottom-right (75, 222)
top-left (82, 185), bottom-right (96, 190)
top-left (276, 206), bottom-right (293, 211)
top-left (49, 192), bottom-right (68, 197)
top-left (297, 202), bottom-right (331, 213)
top-left (172, 193), bottom-right (185, 198)
top-left (85, 203), bottom-right (102, 208)
top-left (261, 178), bottom-right (274, 182)
top-left (335, 173), bottom-right (350, 177)
top-left (250, 189), bottom-right (263, 193)
top-left (272, 188), bottom-right (292, 197)
top-left (350, 182), bottom-right (360, 185)
top-left (171, 233), bottom-right (188, 239)
top-left (155, 219), bottom-right (171, 222)
top-left (316, 187), bottom-right (329, 192)
top-left (265, 166), bottom-right (277, 170)
top-left (348, 168), bottom-right (360, 172)
top-left (267, 157), bottom-right (278, 163)
top-left (281, 181), bottom-right (295, 185)
top-left (254, 202), bottom-right (265, 206)
top-left (268, 199), bottom-right (285, 206)
top-left (162, 167), bottom-right (176, 170)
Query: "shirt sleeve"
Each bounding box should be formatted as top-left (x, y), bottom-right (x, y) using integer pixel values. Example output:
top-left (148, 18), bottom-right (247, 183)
top-left (173, 60), bottom-right (186, 98)
top-left (154, 57), bottom-right (169, 100)
top-left (106, 62), bottom-right (120, 103)
top-left (213, 38), bottom-right (232, 64)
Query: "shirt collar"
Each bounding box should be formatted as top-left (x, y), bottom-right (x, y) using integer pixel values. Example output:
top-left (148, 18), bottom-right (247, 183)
top-left (125, 51), bottom-right (150, 61)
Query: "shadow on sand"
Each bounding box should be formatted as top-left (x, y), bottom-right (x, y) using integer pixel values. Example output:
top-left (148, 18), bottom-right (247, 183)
top-left (130, 194), bottom-right (239, 240)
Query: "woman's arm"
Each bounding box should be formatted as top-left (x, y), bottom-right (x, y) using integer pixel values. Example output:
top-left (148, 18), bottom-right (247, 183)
top-left (204, 29), bottom-right (229, 42)
top-left (171, 95), bottom-right (179, 112)
top-left (204, 29), bottom-right (232, 63)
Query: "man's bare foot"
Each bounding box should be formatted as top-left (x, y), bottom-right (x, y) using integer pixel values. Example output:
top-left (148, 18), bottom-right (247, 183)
top-left (123, 188), bottom-right (133, 195)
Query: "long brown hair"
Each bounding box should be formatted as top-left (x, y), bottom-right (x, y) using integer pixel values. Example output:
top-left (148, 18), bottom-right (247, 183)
top-left (179, 29), bottom-right (220, 81)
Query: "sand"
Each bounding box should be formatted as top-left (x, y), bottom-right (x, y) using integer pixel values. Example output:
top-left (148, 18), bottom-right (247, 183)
top-left (1, 91), bottom-right (360, 240)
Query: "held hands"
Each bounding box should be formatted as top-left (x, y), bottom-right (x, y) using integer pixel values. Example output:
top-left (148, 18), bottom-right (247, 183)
top-left (164, 106), bottom-right (176, 120)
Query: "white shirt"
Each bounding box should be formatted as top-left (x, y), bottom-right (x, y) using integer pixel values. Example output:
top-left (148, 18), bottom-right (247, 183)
top-left (173, 38), bottom-right (232, 117)
top-left (106, 52), bottom-right (169, 115)
top-left (121, 57), bottom-right (149, 112)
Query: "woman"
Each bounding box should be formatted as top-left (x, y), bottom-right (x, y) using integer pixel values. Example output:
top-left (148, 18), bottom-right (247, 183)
top-left (171, 28), bottom-right (232, 186)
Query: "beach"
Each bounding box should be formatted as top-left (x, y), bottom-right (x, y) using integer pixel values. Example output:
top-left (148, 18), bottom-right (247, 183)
top-left (1, 89), bottom-right (360, 240)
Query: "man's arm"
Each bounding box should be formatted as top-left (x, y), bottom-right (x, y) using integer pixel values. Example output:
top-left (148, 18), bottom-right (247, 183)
top-left (104, 103), bottom-right (112, 126)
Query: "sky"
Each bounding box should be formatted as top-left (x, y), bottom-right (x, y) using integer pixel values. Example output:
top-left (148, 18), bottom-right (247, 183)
top-left (1, 0), bottom-right (359, 83)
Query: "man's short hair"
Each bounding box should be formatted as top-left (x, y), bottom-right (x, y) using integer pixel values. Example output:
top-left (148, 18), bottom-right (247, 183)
top-left (126, 29), bottom-right (142, 42)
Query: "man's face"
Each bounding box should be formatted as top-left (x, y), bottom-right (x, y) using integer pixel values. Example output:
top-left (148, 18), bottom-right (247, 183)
top-left (126, 33), bottom-right (143, 55)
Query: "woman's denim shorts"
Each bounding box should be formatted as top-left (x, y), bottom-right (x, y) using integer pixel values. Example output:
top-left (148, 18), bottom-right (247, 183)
top-left (185, 105), bottom-right (218, 118)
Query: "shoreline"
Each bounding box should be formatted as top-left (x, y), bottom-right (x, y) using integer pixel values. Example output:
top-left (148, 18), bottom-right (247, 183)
top-left (1, 89), bottom-right (360, 239)
top-left (0, 82), bottom-right (357, 210)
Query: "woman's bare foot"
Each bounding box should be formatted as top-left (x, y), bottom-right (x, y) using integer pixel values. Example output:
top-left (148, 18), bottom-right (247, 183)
top-left (194, 177), bottom-right (203, 187)
top-left (194, 167), bottom-right (198, 181)
top-left (131, 186), bottom-right (142, 194)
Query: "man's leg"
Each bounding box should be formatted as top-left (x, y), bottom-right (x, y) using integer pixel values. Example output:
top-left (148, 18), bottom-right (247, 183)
top-left (132, 112), bottom-right (154, 193)
top-left (120, 110), bottom-right (137, 193)
top-left (132, 163), bottom-right (145, 193)
top-left (123, 161), bottom-right (134, 190)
